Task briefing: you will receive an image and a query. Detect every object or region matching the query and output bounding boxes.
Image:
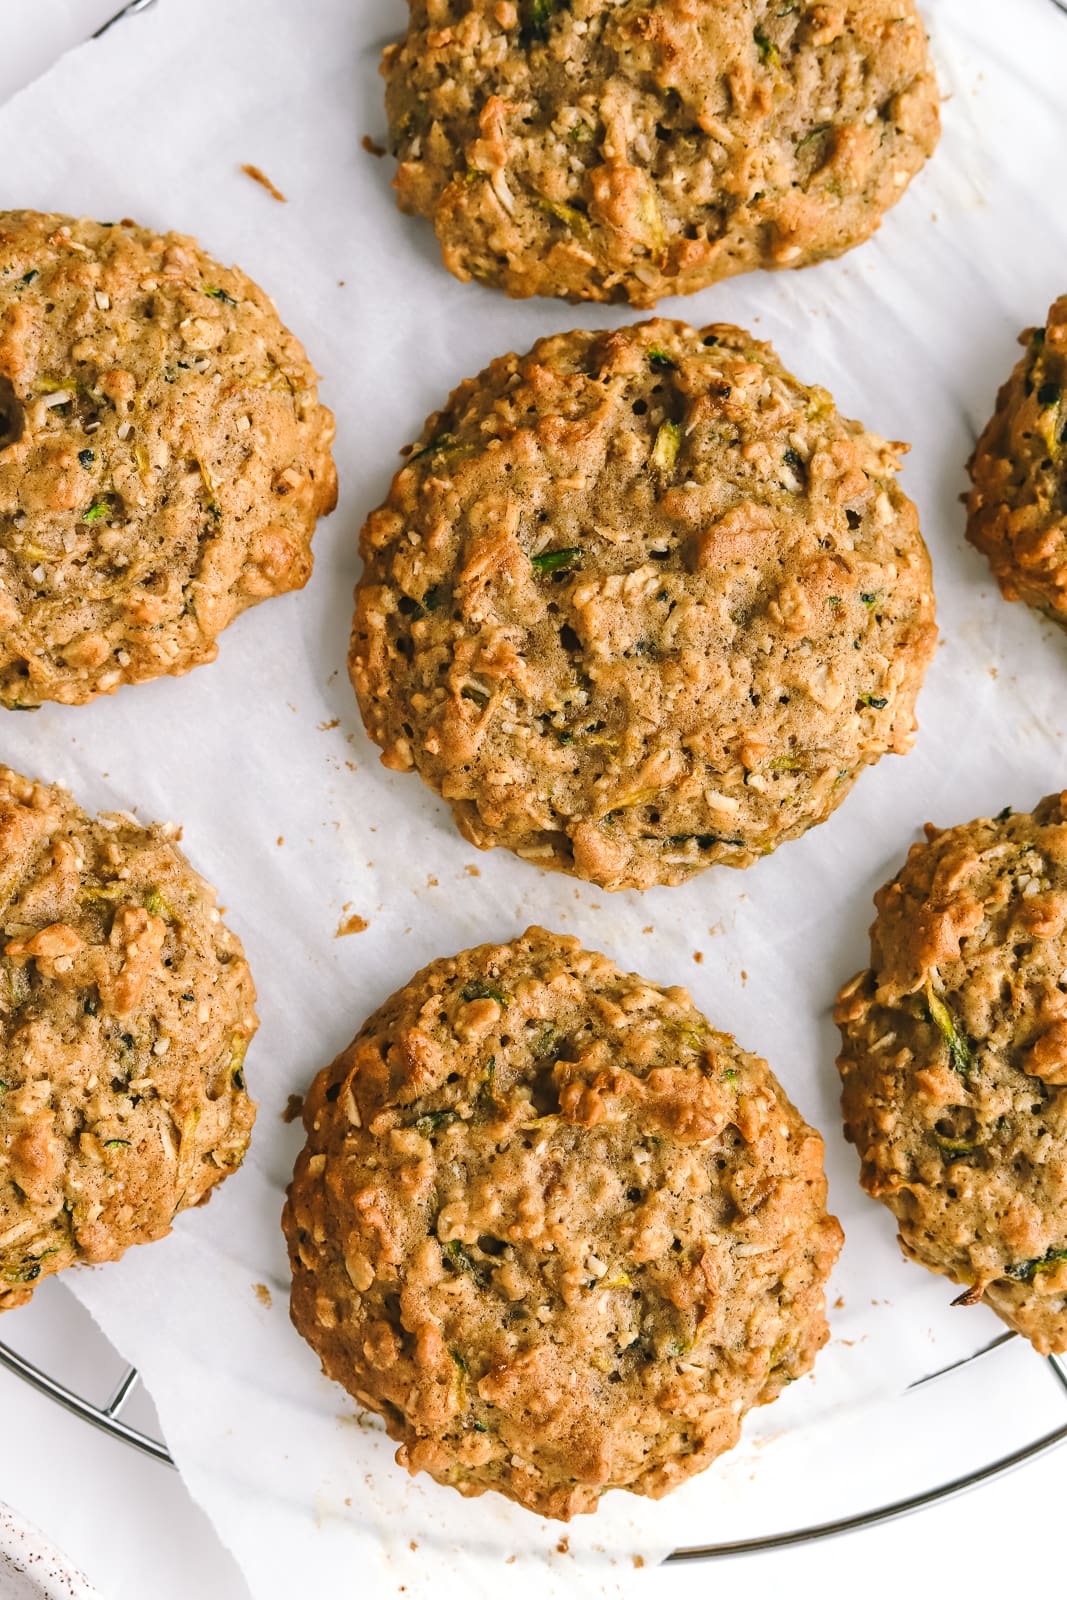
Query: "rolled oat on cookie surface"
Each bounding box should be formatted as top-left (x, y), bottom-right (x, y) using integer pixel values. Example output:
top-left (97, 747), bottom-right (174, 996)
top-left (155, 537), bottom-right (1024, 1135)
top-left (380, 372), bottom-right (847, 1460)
top-left (383, 0), bottom-right (940, 306)
top-left (350, 318), bottom-right (937, 891)
top-left (0, 210), bottom-right (337, 707)
top-left (837, 794), bottom-right (1067, 1355)
top-left (967, 296), bottom-right (1067, 627)
top-left (283, 926), bottom-right (842, 1519)
top-left (0, 767), bottom-right (257, 1311)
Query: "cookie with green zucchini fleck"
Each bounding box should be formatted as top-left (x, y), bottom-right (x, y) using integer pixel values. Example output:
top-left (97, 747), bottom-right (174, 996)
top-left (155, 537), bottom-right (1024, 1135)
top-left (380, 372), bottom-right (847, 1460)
top-left (0, 210), bottom-right (337, 707)
top-left (967, 296), bottom-right (1067, 626)
top-left (836, 793), bottom-right (1067, 1354)
top-left (0, 766), bottom-right (256, 1311)
top-left (283, 926), bottom-right (842, 1520)
top-left (383, 0), bottom-right (940, 308)
top-left (350, 319), bottom-right (937, 891)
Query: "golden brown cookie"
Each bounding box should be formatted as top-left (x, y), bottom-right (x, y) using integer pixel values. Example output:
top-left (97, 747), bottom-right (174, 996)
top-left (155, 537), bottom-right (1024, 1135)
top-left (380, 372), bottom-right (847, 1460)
top-left (284, 926), bottom-right (842, 1519)
top-left (837, 794), bottom-right (1067, 1354)
top-left (383, 0), bottom-right (940, 306)
top-left (967, 296), bottom-right (1067, 626)
top-left (0, 211), bottom-right (337, 707)
top-left (0, 767), bottom-right (257, 1310)
top-left (350, 319), bottom-right (937, 891)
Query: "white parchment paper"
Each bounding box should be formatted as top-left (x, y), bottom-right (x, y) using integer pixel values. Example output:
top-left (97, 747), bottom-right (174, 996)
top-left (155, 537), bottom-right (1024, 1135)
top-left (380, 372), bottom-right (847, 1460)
top-left (0, 0), bottom-right (117, 105)
top-left (2, 0), bottom-right (1067, 1592)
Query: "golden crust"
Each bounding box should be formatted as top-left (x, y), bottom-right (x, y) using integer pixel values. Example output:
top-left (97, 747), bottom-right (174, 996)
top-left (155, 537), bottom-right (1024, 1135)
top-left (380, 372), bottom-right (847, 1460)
top-left (967, 297), bottom-right (1067, 624)
top-left (0, 767), bottom-right (257, 1311)
top-left (837, 795), bottom-right (1067, 1354)
top-left (350, 319), bottom-right (937, 891)
top-left (0, 211), bottom-right (337, 706)
top-left (383, 0), bottom-right (940, 307)
top-left (283, 927), bottom-right (842, 1519)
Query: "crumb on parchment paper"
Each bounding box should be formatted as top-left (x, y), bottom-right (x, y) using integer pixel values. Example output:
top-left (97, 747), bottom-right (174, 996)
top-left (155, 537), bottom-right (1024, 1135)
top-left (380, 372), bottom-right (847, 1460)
top-left (241, 163), bottom-right (287, 202)
top-left (337, 907), bottom-right (370, 937)
top-left (693, 951), bottom-right (703, 964)
top-left (282, 1093), bottom-right (304, 1125)
top-left (464, 864), bottom-right (480, 877)
top-left (253, 1283), bottom-right (272, 1309)
top-left (319, 719), bottom-right (339, 732)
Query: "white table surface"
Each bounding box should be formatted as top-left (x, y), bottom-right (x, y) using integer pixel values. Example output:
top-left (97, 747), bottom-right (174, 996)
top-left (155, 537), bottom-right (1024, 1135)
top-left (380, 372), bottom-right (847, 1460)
top-left (1, 5), bottom-right (1065, 1598)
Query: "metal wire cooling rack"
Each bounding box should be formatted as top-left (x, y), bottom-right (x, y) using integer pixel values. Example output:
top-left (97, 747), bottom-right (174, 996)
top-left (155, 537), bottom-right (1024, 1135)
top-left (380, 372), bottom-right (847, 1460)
top-left (3, 1302), bottom-right (1067, 1560)
top-left (2, 0), bottom-right (1067, 1564)
top-left (0, 1330), bottom-right (170, 1467)
top-left (91, 0), bottom-right (158, 39)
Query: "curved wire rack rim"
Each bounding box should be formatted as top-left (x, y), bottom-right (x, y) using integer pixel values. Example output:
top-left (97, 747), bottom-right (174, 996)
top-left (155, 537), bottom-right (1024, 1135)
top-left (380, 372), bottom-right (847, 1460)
top-left (666, 1411), bottom-right (1067, 1561)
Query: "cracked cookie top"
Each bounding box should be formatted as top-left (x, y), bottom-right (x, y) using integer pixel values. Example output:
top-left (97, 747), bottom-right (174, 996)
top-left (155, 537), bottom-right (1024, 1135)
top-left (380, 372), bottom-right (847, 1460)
top-left (838, 793), bottom-right (1067, 1354)
top-left (0, 210), bottom-right (336, 706)
top-left (284, 926), bottom-right (841, 1518)
top-left (383, 0), bottom-right (940, 305)
top-left (0, 767), bottom-right (256, 1310)
top-left (351, 319), bottom-right (936, 889)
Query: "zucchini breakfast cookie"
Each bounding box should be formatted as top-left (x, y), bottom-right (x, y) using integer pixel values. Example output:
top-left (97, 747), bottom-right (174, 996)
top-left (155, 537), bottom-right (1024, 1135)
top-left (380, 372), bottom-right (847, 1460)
top-left (967, 296), bottom-right (1067, 627)
top-left (0, 210), bottom-right (337, 707)
top-left (283, 927), bottom-right (843, 1519)
top-left (382, 0), bottom-right (940, 307)
top-left (836, 794), bottom-right (1067, 1355)
top-left (0, 767), bottom-right (256, 1310)
top-left (351, 319), bottom-right (937, 891)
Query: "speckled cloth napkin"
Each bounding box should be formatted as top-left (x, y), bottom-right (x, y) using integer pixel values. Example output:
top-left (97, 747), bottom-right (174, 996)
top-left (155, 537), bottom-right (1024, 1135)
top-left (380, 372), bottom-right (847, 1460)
top-left (1, 0), bottom-right (1066, 1593)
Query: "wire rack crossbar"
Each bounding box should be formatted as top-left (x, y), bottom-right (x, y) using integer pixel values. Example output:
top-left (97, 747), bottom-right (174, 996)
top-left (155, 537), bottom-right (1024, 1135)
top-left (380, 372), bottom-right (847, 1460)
top-left (0, 1340), bottom-right (170, 1466)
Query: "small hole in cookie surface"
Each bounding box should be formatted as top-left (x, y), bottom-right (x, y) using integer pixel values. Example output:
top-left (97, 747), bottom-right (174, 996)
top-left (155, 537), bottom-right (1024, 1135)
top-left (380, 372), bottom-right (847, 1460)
top-left (0, 375), bottom-right (25, 451)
